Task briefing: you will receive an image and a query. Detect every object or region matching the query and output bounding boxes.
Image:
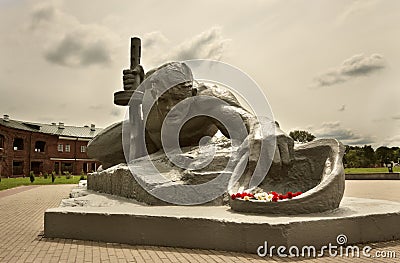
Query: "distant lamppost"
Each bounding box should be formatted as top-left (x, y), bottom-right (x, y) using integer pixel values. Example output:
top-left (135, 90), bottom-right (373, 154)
top-left (386, 158), bottom-right (393, 173)
top-left (0, 150), bottom-right (3, 181)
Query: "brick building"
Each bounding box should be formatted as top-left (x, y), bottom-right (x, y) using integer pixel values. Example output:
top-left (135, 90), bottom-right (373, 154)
top-left (0, 115), bottom-right (103, 178)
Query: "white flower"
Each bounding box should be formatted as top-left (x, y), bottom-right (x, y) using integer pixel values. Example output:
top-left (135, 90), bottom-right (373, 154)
top-left (266, 194), bottom-right (274, 202)
top-left (255, 192), bottom-right (266, 198)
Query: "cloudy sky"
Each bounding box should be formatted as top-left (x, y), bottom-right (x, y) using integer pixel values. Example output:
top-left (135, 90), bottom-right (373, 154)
top-left (0, 0), bottom-right (399, 148)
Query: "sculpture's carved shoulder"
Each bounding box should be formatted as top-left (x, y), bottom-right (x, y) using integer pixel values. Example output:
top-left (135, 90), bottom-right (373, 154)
top-left (195, 82), bottom-right (242, 108)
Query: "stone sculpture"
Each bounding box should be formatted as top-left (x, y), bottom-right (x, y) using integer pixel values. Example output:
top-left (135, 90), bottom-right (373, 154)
top-left (44, 38), bottom-right (398, 254)
top-left (87, 37), bottom-right (345, 214)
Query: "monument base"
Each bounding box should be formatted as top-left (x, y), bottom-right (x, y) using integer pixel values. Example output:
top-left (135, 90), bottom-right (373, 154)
top-left (44, 187), bottom-right (400, 254)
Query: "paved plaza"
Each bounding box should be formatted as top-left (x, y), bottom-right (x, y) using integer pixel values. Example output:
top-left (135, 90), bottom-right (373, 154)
top-left (0, 181), bottom-right (399, 262)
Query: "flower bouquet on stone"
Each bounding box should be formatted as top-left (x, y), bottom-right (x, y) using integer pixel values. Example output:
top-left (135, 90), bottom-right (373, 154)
top-left (230, 189), bottom-right (302, 202)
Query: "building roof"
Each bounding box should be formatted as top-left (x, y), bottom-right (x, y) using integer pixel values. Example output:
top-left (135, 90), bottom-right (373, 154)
top-left (0, 116), bottom-right (103, 139)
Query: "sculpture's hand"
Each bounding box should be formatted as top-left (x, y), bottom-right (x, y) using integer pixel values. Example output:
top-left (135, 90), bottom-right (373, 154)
top-left (123, 65), bottom-right (144, 90)
top-left (206, 98), bottom-right (295, 169)
top-left (272, 123), bottom-right (295, 167)
top-left (246, 120), bottom-right (294, 169)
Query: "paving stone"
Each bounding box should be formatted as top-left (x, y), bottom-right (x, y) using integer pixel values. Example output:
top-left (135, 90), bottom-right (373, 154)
top-left (0, 183), bottom-right (399, 262)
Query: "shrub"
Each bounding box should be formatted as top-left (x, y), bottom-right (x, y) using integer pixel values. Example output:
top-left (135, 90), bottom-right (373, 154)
top-left (29, 171), bottom-right (35, 183)
top-left (80, 175), bottom-right (86, 180)
top-left (64, 171), bottom-right (72, 179)
top-left (43, 172), bottom-right (48, 179)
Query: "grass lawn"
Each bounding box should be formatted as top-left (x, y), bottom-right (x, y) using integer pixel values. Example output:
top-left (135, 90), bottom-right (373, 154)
top-left (0, 175), bottom-right (83, 191)
top-left (345, 167), bottom-right (400, 174)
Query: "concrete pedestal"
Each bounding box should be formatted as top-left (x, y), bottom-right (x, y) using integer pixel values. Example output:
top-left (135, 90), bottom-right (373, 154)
top-left (44, 189), bottom-right (400, 254)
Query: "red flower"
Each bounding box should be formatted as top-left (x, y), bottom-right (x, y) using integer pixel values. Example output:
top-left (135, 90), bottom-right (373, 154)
top-left (231, 194), bottom-right (236, 200)
top-left (235, 193), bottom-right (242, 198)
top-left (279, 194), bottom-right (284, 200)
top-left (240, 193), bottom-right (246, 198)
top-left (287, 192), bottom-right (293, 199)
top-left (272, 196), bottom-right (278, 202)
top-left (294, 191), bottom-right (302, 197)
top-left (271, 191), bottom-right (278, 197)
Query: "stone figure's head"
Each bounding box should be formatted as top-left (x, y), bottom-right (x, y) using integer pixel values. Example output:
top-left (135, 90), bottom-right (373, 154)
top-left (144, 62), bottom-right (197, 121)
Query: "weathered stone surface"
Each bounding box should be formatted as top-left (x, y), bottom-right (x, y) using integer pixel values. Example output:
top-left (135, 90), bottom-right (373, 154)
top-left (88, 163), bottom-right (171, 205)
top-left (45, 192), bottom-right (400, 254)
top-left (88, 140), bottom-right (233, 206)
top-left (230, 139), bottom-right (345, 214)
top-left (88, 138), bottom-right (345, 214)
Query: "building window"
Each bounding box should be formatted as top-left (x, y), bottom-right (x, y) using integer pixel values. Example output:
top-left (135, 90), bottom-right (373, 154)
top-left (58, 144), bottom-right (63, 152)
top-left (65, 144), bottom-right (71, 152)
top-left (34, 141), bottom-right (46, 152)
top-left (12, 161), bottom-right (23, 175)
top-left (13, 138), bottom-right (24, 151)
top-left (83, 162), bottom-right (88, 173)
top-left (0, 134), bottom-right (4, 149)
top-left (54, 162), bottom-right (60, 175)
top-left (61, 162), bottom-right (73, 174)
top-left (31, 161), bottom-right (43, 174)
top-left (91, 162), bottom-right (96, 172)
top-left (80, 145), bottom-right (86, 153)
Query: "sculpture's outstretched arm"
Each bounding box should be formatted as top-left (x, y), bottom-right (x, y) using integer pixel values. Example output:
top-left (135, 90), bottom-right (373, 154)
top-left (197, 82), bottom-right (295, 168)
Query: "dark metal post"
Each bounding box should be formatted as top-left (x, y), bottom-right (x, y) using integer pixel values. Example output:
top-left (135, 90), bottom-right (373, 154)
top-left (130, 37), bottom-right (141, 68)
top-left (128, 37), bottom-right (146, 160)
top-left (114, 37), bottom-right (146, 161)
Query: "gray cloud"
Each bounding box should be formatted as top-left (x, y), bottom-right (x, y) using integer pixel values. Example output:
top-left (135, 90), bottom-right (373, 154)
top-left (29, 3), bottom-right (117, 67)
top-left (312, 121), bottom-right (376, 145)
top-left (143, 31), bottom-right (169, 50)
top-left (170, 27), bottom-right (228, 61)
top-left (144, 27), bottom-right (230, 68)
top-left (392, 115), bottom-right (400, 120)
top-left (30, 5), bottom-right (55, 29)
top-left (312, 54), bottom-right (385, 87)
top-left (382, 135), bottom-right (400, 147)
top-left (44, 31), bottom-right (111, 67)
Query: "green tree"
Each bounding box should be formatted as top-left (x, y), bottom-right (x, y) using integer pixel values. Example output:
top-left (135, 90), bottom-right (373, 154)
top-left (376, 146), bottom-right (394, 165)
top-left (343, 145), bottom-right (376, 168)
top-left (343, 146), bottom-right (363, 168)
top-left (289, 130), bottom-right (316, 143)
top-left (392, 147), bottom-right (400, 163)
top-left (361, 145), bottom-right (376, 167)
